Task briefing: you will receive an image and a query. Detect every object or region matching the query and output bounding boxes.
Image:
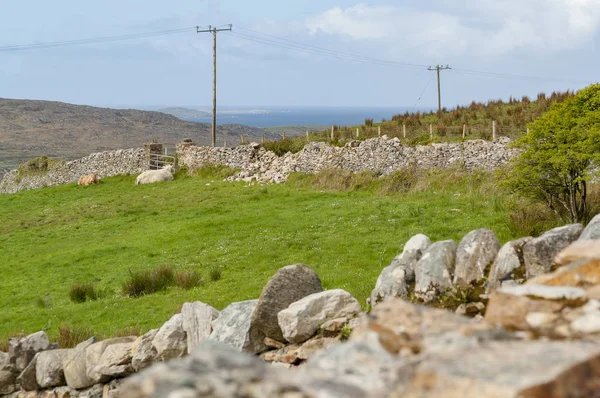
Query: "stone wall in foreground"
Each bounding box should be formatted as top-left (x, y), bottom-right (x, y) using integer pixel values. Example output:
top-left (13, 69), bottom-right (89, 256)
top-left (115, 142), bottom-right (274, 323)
top-left (177, 136), bottom-right (519, 183)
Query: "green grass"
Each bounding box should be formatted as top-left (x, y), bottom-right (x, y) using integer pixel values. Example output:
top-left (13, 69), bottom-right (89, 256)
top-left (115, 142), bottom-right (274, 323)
top-left (0, 168), bottom-right (526, 344)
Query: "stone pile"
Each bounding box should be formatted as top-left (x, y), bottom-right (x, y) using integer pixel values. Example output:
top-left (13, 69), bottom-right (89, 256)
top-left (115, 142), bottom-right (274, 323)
top-left (4, 215), bottom-right (600, 397)
top-left (0, 148), bottom-right (148, 194)
top-left (177, 136), bottom-right (519, 184)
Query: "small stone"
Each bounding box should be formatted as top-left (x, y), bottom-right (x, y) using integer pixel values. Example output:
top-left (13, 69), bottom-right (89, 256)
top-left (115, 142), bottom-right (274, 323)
top-left (263, 338), bottom-right (285, 350)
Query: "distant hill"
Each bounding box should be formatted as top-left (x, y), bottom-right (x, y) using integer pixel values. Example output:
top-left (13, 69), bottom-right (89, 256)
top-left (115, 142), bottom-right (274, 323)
top-left (0, 98), bottom-right (267, 177)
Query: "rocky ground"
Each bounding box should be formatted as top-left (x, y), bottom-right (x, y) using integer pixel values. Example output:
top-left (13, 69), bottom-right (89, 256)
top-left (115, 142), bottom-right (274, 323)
top-left (3, 214), bottom-right (600, 397)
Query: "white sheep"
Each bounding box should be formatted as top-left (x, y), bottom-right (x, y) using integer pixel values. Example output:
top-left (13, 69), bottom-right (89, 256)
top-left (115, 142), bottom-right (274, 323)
top-left (135, 165), bottom-right (175, 185)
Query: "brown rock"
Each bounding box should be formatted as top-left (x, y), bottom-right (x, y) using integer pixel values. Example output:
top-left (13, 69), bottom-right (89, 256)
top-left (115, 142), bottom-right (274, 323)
top-left (555, 239), bottom-right (600, 265)
top-left (528, 258), bottom-right (600, 288)
top-left (296, 336), bottom-right (340, 360)
top-left (263, 338), bottom-right (285, 350)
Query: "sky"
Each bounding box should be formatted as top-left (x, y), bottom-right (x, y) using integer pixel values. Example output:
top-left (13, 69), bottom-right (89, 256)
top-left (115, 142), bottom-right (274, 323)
top-left (0, 0), bottom-right (598, 108)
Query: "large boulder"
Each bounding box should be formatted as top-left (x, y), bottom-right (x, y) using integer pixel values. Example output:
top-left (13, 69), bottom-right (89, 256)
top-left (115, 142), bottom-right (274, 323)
top-left (414, 240), bottom-right (457, 302)
top-left (181, 301), bottom-right (219, 354)
top-left (16, 352), bottom-right (39, 391)
top-left (131, 329), bottom-right (158, 372)
top-left (0, 368), bottom-right (17, 395)
top-left (8, 331), bottom-right (51, 372)
top-left (278, 289), bottom-right (362, 343)
top-left (453, 229), bottom-right (500, 287)
top-left (95, 342), bottom-right (134, 378)
top-left (85, 337), bottom-right (136, 385)
top-left (486, 237), bottom-right (531, 293)
top-left (152, 314), bottom-right (187, 360)
top-left (209, 299), bottom-right (260, 352)
top-left (369, 234), bottom-right (431, 305)
top-left (248, 264), bottom-right (323, 350)
top-left (579, 213), bottom-right (600, 241)
top-left (63, 337), bottom-right (96, 389)
top-left (524, 224), bottom-right (583, 278)
top-left (392, 341), bottom-right (600, 397)
top-left (36, 349), bottom-right (69, 389)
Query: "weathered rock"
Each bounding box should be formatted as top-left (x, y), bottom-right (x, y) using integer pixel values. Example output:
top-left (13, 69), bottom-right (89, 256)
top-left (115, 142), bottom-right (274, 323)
top-left (152, 314), bottom-right (187, 360)
top-left (78, 383), bottom-right (104, 398)
top-left (528, 257), bottom-right (600, 288)
top-left (181, 301), bottom-right (219, 354)
top-left (63, 337), bottom-right (96, 389)
top-left (248, 264), bottom-right (323, 349)
top-left (320, 317), bottom-right (348, 335)
top-left (486, 237), bottom-right (531, 293)
top-left (8, 331), bottom-right (51, 372)
top-left (414, 240), bottom-right (457, 302)
top-left (369, 234), bottom-right (431, 304)
top-left (55, 386), bottom-right (79, 398)
top-left (0, 368), bottom-right (17, 395)
top-left (16, 352), bottom-right (39, 391)
top-left (392, 341), bottom-right (600, 397)
top-left (523, 224), bottom-right (583, 278)
top-left (555, 239), bottom-right (600, 265)
top-left (209, 299), bottom-right (259, 352)
top-left (296, 336), bottom-right (340, 361)
top-left (453, 229), bottom-right (500, 287)
top-left (85, 337), bottom-right (135, 385)
top-left (278, 289), bottom-right (362, 343)
top-left (94, 342), bottom-right (133, 378)
top-left (579, 213), bottom-right (600, 241)
top-left (36, 349), bottom-right (69, 388)
top-left (455, 302), bottom-right (486, 317)
top-left (485, 285), bottom-right (586, 331)
top-left (131, 329), bottom-right (158, 372)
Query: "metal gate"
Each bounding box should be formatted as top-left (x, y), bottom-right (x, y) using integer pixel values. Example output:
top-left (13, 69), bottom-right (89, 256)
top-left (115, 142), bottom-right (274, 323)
top-left (149, 153), bottom-right (176, 170)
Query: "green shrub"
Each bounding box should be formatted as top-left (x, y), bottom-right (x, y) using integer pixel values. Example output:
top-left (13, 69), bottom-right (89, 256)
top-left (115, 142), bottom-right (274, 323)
top-left (69, 283), bottom-right (99, 303)
top-left (122, 265), bottom-right (175, 298)
top-left (209, 265), bottom-right (222, 282)
top-left (175, 270), bottom-right (204, 290)
top-left (16, 156), bottom-right (64, 182)
top-left (261, 137), bottom-right (306, 156)
top-left (508, 200), bottom-right (562, 237)
top-left (376, 167), bottom-right (420, 195)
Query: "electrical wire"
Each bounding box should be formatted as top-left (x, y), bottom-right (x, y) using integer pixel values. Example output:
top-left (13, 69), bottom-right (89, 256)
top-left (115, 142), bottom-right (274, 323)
top-left (413, 77), bottom-right (434, 107)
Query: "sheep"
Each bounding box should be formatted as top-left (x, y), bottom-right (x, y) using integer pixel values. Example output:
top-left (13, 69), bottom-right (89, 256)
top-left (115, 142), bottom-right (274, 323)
top-left (78, 174), bottom-right (99, 186)
top-left (135, 164), bottom-right (175, 185)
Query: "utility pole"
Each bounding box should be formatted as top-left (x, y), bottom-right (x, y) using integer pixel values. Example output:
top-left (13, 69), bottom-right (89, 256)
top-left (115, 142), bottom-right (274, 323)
top-left (197, 24), bottom-right (232, 147)
top-left (428, 65), bottom-right (451, 115)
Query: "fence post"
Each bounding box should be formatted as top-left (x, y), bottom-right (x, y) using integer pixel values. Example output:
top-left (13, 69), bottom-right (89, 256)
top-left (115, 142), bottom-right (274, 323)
top-left (356, 128), bottom-right (359, 138)
top-left (378, 126), bottom-right (381, 137)
top-left (241, 135), bottom-right (244, 145)
top-left (403, 124), bottom-right (406, 139)
top-left (306, 131), bottom-right (309, 142)
top-left (331, 126), bottom-right (334, 141)
top-left (492, 120), bottom-right (497, 141)
top-left (261, 134), bottom-right (265, 144)
top-left (462, 124), bottom-right (466, 139)
top-left (283, 132), bottom-right (286, 140)
top-left (429, 124), bottom-right (433, 139)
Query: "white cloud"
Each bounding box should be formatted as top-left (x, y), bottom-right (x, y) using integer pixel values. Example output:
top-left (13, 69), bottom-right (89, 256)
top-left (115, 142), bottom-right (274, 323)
top-left (305, 1), bottom-right (600, 57)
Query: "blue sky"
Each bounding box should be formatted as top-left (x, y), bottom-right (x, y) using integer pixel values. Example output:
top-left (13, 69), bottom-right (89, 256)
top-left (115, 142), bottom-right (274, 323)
top-left (0, 0), bottom-right (597, 108)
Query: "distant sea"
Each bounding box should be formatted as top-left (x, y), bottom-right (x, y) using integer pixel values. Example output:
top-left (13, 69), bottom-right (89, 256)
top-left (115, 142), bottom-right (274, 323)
top-left (152, 106), bottom-right (432, 128)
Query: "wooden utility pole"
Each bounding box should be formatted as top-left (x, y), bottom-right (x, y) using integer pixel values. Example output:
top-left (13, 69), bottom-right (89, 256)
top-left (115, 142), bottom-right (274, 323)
top-left (428, 65), bottom-right (451, 115)
top-left (197, 24), bottom-right (232, 147)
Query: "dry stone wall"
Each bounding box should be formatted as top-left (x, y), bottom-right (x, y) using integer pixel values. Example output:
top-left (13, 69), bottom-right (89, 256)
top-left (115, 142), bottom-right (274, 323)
top-left (0, 148), bottom-right (148, 194)
top-left (177, 136), bottom-right (519, 183)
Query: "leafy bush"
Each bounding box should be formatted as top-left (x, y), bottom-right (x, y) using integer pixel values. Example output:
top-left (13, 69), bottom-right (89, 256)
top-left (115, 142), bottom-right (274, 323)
top-left (69, 283), bottom-right (99, 303)
top-left (122, 265), bottom-right (175, 298)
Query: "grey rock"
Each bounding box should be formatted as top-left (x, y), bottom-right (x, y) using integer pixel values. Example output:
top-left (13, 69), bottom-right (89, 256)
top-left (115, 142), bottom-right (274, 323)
top-left (181, 301), bottom-right (219, 354)
top-left (0, 351), bottom-right (7, 367)
top-left (393, 341), bottom-right (600, 397)
top-left (453, 229), bottom-right (500, 287)
top-left (248, 263), bottom-right (323, 350)
top-left (36, 348), bottom-right (69, 388)
top-left (85, 337), bottom-right (136, 385)
top-left (16, 352), bottom-right (39, 391)
top-left (94, 342), bottom-right (134, 378)
top-left (278, 289), bottom-right (362, 343)
top-left (486, 237), bottom-right (531, 293)
top-left (78, 383), bottom-right (104, 398)
top-left (152, 314), bottom-right (187, 360)
top-left (131, 329), bottom-right (158, 372)
top-left (55, 385), bottom-right (80, 398)
top-left (209, 299), bottom-right (259, 352)
top-left (369, 234), bottom-right (431, 305)
top-left (0, 368), bottom-right (17, 395)
top-left (8, 331), bottom-right (51, 372)
top-left (414, 240), bottom-right (457, 302)
top-left (63, 337), bottom-right (96, 389)
top-left (524, 224), bottom-right (583, 278)
top-left (579, 213), bottom-right (600, 241)
top-left (499, 284), bottom-right (587, 301)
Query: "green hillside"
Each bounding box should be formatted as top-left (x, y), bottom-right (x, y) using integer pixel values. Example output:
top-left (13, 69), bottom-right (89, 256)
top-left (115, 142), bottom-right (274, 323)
top-left (0, 167), bottom-right (534, 346)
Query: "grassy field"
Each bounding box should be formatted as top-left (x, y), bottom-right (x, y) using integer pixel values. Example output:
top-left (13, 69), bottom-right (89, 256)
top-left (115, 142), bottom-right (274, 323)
top-left (0, 167), bottom-right (539, 345)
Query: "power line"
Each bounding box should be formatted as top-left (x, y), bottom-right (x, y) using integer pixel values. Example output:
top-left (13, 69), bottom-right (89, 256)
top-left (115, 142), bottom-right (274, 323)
top-left (0, 27), bottom-right (197, 52)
